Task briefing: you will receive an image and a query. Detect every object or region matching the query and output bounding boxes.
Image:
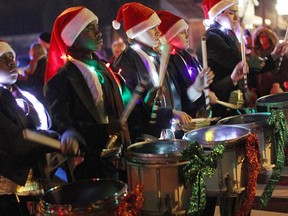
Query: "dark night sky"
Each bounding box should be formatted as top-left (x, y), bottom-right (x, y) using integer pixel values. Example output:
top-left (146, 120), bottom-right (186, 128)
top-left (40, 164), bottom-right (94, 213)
top-left (0, 0), bottom-right (160, 36)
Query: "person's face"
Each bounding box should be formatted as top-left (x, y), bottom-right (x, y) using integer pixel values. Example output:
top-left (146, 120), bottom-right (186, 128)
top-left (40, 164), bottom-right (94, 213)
top-left (216, 4), bottom-right (239, 31)
top-left (259, 33), bottom-right (270, 46)
top-left (244, 35), bottom-right (252, 47)
top-left (134, 25), bottom-right (161, 47)
top-left (112, 42), bottom-right (125, 59)
top-left (74, 20), bottom-right (103, 52)
top-left (0, 52), bottom-right (18, 86)
top-left (169, 29), bottom-right (189, 50)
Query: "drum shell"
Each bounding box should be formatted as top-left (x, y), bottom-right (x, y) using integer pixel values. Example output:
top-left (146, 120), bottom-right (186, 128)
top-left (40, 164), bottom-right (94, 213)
top-left (217, 113), bottom-right (275, 170)
top-left (256, 92), bottom-right (288, 132)
top-left (183, 125), bottom-right (250, 195)
top-left (38, 178), bottom-right (127, 216)
top-left (125, 139), bottom-right (190, 215)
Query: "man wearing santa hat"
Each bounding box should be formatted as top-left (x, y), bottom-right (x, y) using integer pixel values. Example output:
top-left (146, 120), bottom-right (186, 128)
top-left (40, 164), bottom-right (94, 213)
top-left (0, 40), bottom-right (79, 215)
top-left (156, 10), bottom-right (218, 118)
top-left (113, 2), bottom-right (193, 140)
top-left (196, 0), bottom-right (288, 118)
top-left (44, 6), bottom-right (130, 181)
top-left (196, 0), bottom-right (247, 119)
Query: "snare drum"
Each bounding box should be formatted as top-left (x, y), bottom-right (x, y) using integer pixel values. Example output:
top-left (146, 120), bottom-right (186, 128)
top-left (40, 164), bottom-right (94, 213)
top-left (256, 92), bottom-right (288, 131)
top-left (183, 125), bottom-right (250, 196)
top-left (125, 139), bottom-right (191, 215)
top-left (38, 179), bottom-right (127, 215)
top-left (218, 113), bottom-right (274, 171)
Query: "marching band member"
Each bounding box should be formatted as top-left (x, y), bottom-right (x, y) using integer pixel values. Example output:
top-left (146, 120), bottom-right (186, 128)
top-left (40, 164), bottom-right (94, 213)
top-left (113, 2), bottom-right (193, 141)
top-left (44, 6), bottom-right (130, 181)
top-left (0, 41), bottom-right (79, 216)
top-left (156, 10), bottom-right (217, 118)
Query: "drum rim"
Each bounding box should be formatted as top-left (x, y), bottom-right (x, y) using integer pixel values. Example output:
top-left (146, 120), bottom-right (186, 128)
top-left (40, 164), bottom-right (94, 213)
top-left (39, 178), bottom-right (127, 211)
top-left (183, 125), bottom-right (250, 147)
top-left (217, 113), bottom-right (272, 130)
top-left (125, 139), bottom-right (190, 163)
top-left (256, 92), bottom-right (288, 109)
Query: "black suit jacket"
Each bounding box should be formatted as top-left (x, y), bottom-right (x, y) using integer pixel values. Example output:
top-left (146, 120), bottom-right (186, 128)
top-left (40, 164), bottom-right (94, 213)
top-left (196, 22), bottom-right (242, 117)
top-left (0, 86), bottom-right (52, 185)
top-left (45, 59), bottom-right (130, 179)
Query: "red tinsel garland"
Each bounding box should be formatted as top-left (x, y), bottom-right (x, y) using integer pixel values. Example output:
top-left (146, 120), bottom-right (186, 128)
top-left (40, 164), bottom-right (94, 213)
top-left (237, 133), bottom-right (261, 216)
top-left (116, 182), bottom-right (144, 216)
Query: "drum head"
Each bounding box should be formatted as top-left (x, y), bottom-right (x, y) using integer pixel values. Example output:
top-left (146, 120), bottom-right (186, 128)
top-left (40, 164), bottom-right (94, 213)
top-left (41, 179), bottom-right (126, 205)
top-left (218, 113), bottom-right (271, 131)
top-left (183, 125), bottom-right (250, 148)
top-left (126, 139), bottom-right (190, 163)
top-left (256, 92), bottom-right (288, 111)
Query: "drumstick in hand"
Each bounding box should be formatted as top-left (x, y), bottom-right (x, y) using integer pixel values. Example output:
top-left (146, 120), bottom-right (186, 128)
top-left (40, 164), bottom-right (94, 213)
top-left (150, 43), bottom-right (171, 124)
top-left (121, 74), bottom-right (150, 122)
top-left (240, 27), bottom-right (248, 91)
top-left (201, 36), bottom-right (211, 110)
top-left (277, 26), bottom-right (288, 71)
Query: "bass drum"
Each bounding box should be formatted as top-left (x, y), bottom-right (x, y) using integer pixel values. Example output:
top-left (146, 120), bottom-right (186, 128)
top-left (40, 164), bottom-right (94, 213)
top-left (183, 125), bottom-right (250, 196)
top-left (125, 139), bottom-right (191, 215)
top-left (38, 178), bottom-right (127, 215)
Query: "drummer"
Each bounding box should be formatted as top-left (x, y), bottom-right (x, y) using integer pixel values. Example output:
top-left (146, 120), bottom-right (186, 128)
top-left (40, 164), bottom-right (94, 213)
top-left (112, 2), bottom-right (193, 141)
top-left (196, 0), bottom-right (288, 119)
top-left (156, 10), bottom-right (218, 118)
top-left (44, 6), bottom-right (130, 181)
top-left (0, 41), bottom-right (80, 215)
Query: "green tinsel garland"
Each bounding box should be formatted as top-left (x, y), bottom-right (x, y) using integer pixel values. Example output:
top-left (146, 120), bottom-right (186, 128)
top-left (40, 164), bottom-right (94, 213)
top-left (182, 141), bottom-right (225, 216)
top-left (259, 110), bottom-right (288, 208)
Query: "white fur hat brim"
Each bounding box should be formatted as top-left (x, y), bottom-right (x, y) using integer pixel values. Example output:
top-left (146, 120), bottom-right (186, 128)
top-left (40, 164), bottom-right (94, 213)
top-left (0, 41), bottom-right (16, 58)
top-left (61, 8), bottom-right (98, 47)
top-left (126, 13), bottom-right (161, 39)
top-left (160, 19), bottom-right (189, 43)
top-left (209, 0), bottom-right (238, 20)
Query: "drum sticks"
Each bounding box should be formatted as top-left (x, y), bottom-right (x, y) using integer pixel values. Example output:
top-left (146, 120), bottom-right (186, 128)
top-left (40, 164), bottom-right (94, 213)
top-left (277, 26), bottom-right (288, 71)
top-left (22, 129), bottom-right (61, 149)
top-left (121, 74), bottom-right (150, 122)
top-left (150, 44), bottom-right (171, 124)
top-left (240, 27), bottom-right (248, 91)
top-left (201, 36), bottom-right (211, 110)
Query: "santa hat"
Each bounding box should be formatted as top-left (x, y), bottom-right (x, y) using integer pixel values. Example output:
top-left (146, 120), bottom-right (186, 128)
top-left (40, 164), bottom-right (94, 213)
top-left (202, 0), bottom-right (238, 25)
top-left (0, 41), bottom-right (15, 58)
top-left (156, 11), bottom-right (189, 43)
top-left (45, 6), bottom-right (98, 83)
top-left (112, 2), bottom-right (161, 39)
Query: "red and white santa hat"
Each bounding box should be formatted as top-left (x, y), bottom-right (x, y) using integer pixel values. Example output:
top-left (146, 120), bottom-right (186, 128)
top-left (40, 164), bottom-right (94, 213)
top-left (45, 6), bottom-right (98, 83)
top-left (156, 11), bottom-right (189, 43)
top-left (202, 0), bottom-right (238, 25)
top-left (112, 2), bottom-right (161, 39)
top-left (0, 41), bottom-right (15, 58)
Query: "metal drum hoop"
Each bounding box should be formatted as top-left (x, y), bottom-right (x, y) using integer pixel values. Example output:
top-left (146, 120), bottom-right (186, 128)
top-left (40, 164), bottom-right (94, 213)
top-left (256, 92), bottom-right (288, 111)
top-left (39, 178), bottom-right (127, 215)
top-left (125, 139), bottom-right (190, 164)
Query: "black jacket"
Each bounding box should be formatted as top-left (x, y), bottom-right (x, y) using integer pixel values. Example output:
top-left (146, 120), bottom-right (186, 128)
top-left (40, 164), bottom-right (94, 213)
top-left (0, 86), bottom-right (52, 185)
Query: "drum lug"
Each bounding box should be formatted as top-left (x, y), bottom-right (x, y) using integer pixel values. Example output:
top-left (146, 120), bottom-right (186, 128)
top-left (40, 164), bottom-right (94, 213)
top-left (164, 193), bottom-right (173, 216)
top-left (224, 174), bottom-right (234, 194)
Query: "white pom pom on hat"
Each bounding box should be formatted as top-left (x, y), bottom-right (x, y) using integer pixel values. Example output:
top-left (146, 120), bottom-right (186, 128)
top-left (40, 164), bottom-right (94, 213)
top-left (112, 20), bottom-right (121, 30)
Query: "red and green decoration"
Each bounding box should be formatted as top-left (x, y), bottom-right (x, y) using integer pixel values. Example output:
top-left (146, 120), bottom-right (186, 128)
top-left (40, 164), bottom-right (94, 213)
top-left (260, 110), bottom-right (288, 208)
top-left (183, 133), bottom-right (261, 216)
top-left (116, 182), bottom-right (144, 216)
top-left (182, 140), bottom-right (225, 215)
